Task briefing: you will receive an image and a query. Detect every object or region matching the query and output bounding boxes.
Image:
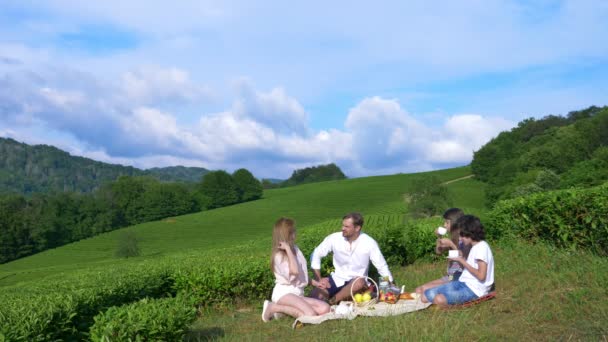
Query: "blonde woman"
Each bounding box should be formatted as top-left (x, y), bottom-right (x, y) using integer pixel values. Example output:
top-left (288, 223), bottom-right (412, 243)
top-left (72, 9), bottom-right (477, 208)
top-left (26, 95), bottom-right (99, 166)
top-left (262, 218), bottom-right (330, 322)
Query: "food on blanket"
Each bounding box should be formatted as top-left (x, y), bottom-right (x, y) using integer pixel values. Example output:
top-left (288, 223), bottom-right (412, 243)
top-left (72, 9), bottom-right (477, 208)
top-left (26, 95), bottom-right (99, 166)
top-left (399, 292), bottom-right (415, 300)
top-left (385, 291), bottom-right (397, 304)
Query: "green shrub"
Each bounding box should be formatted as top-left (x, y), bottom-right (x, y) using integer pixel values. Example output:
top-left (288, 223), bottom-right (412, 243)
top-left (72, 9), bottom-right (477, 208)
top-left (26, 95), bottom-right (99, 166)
top-left (487, 183), bottom-right (608, 255)
top-left (89, 295), bottom-right (197, 342)
top-left (0, 263), bottom-right (173, 341)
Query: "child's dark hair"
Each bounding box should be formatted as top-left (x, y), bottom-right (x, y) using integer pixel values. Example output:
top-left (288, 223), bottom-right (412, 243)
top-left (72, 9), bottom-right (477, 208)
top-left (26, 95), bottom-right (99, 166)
top-left (459, 215), bottom-right (486, 241)
top-left (443, 208), bottom-right (464, 224)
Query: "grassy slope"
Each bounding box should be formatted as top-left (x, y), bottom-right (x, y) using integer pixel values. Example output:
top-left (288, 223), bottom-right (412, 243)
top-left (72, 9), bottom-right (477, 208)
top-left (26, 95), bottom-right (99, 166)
top-left (0, 166), bottom-right (472, 285)
top-left (187, 240), bottom-right (608, 341)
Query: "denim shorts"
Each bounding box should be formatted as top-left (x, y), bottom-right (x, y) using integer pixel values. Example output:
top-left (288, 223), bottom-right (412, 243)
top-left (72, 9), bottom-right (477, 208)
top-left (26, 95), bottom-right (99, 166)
top-left (424, 281), bottom-right (478, 305)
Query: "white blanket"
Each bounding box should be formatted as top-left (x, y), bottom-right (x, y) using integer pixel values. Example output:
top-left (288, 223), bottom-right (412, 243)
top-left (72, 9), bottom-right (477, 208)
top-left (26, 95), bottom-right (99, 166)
top-left (293, 299), bottom-right (432, 327)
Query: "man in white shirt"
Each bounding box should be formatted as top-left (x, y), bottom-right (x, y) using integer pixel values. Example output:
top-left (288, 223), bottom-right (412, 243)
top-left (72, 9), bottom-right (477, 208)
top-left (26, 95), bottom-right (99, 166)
top-left (309, 212), bottom-right (394, 304)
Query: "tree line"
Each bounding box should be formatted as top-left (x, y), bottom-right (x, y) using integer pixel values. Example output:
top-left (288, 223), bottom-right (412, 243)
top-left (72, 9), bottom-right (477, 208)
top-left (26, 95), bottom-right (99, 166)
top-left (262, 163), bottom-right (347, 188)
top-left (0, 169), bottom-right (262, 263)
top-left (471, 105), bottom-right (608, 205)
top-left (0, 137), bottom-right (209, 195)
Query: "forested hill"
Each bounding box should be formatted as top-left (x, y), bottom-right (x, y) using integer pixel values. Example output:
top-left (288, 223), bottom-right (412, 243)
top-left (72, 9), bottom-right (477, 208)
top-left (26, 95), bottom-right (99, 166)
top-left (0, 137), bottom-right (209, 195)
top-left (471, 105), bottom-right (608, 204)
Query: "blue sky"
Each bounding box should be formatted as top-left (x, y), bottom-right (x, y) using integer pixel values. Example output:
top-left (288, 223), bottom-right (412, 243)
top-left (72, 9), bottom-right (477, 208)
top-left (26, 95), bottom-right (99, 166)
top-left (1, 0), bottom-right (607, 178)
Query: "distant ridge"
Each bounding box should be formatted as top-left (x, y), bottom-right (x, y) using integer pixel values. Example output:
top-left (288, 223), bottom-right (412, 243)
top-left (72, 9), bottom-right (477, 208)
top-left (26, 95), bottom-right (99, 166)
top-left (0, 137), bottom-right (209, 195)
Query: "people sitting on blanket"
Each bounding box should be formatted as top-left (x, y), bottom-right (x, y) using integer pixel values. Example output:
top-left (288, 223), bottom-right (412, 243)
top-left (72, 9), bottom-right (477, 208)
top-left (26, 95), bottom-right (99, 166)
top-left (261, 217), bottom-right (330, 322)
top-left (415, 208), bottom-right (470, 295)
top-left (421, 215), bottom-right (495, 307)
top-left (309, 212), bottom-right (394, 305)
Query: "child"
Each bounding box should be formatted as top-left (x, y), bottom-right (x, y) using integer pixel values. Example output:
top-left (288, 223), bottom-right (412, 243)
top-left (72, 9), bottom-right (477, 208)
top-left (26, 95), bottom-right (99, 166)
top-left (262, 218), bottom-right (330, 322)
top-left (415, 208), bottom-right (468, 294)
top-left (422, 215), bottom-right (495, 307)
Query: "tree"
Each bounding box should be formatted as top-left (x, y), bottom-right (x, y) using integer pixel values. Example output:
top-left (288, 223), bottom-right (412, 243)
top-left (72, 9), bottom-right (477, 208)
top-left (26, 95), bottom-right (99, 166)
top-left (405, 175), bottom-right (450, 218)
top-left (198, 171), bottom-right (239, 209)
top-left (232, 168), bottom-right (263, 202)
top-left (115, 231), bottom-right (140, 258)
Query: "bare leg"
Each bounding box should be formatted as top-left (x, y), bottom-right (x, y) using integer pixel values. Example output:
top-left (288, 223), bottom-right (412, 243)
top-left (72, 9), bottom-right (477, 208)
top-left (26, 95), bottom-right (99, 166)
top-left (333, 278), bottom-right (367, 303)
top-left (432, 294), bottom-right (449, 308)
top-left (276, 294), bottom-right (321, 317)
top-left (416, 278), bottom-right (447, 295)
top-left (265, 301), bottom-right (305, 319)
top-left (309, 287), bottom-right (329, 301)
top-left (301, 297), bottom-right (330, 315)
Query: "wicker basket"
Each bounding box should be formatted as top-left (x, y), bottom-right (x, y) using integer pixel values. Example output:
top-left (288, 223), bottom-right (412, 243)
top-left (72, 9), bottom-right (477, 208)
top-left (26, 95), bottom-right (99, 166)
top-left (350, 276), bottom-right (378, 307)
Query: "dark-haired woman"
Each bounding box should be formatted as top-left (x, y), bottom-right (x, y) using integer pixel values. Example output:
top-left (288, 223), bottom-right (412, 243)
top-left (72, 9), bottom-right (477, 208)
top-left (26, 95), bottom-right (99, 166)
top-left (421, 215), bottom-right (495, 307)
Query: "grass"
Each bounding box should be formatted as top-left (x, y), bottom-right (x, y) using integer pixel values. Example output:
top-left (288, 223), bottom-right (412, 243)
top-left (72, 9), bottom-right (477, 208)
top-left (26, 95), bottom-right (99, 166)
top-left (185, 240), bottom-right (608, 341)
top-left (2, 164), bottom-right (607, 340)
top-left (0, 166), bottom-right (474, 286)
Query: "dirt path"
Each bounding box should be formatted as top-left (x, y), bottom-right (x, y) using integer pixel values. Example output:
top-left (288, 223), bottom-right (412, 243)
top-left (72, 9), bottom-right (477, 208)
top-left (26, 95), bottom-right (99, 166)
top-left (441, 174), bottom-right (474, 185)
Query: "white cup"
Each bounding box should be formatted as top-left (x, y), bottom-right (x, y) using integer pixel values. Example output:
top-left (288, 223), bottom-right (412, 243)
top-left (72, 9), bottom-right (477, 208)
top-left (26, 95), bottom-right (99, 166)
top-left (437, 227), bottom-right (447, 236)
top-left (448, 250), bottom-right (459, 258)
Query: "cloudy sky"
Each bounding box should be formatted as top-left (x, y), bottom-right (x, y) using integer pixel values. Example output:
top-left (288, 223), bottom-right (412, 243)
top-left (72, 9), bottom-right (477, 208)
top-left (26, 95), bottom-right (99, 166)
top-left (1, 1), bottom-right (607, 179)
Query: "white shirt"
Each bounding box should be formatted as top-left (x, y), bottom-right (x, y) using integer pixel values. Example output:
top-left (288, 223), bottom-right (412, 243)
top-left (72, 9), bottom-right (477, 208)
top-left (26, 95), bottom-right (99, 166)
top-left (273, 246), bottom-right (309, 289)
top-left (459, 240), bottom-right (494, 297)
top-left (310, 232), bottom-right (393, 287)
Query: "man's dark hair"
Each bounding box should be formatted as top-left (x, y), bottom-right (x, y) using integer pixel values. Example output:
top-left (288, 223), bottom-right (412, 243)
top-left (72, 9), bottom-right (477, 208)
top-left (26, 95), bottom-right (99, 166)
top-left (459, 215), bottom-right (486, 241)
top-left (343, 212), bottom-right (364, 228)
top-left (443, 208), bottom-right (464, 223)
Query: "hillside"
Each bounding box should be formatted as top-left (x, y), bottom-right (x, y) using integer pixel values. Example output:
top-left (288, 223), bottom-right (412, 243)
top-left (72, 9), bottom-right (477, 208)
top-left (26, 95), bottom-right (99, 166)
top-left (471, 105), bottom-right (608, 204)
top-left (0, 137), bottom-right (209, 194)
top-left (0, 166), bottom-right (476, 286)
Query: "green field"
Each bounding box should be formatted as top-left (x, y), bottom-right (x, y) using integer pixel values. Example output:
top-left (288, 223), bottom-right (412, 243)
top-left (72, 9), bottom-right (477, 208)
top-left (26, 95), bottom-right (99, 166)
top-left (0, 166), bottom-right (473, 286)
top-left (2, 165), bottom-right (606, 341)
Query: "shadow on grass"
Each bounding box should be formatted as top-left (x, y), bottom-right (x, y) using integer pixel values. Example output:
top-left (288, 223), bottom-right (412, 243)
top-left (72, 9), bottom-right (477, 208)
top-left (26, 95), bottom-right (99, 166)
top-left (186, 327), bottom-right (225, 341)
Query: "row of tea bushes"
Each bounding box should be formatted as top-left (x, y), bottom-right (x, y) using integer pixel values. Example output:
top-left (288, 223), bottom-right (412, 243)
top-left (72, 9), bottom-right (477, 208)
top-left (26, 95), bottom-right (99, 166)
top-left (1, 214), bottom-right (439, 340)
top-left (0, 261), bottom-right (174, 341)
top-left (487, 182), bottom-right (608, 255)
top-left (89, 295), bottom-right (197, 341)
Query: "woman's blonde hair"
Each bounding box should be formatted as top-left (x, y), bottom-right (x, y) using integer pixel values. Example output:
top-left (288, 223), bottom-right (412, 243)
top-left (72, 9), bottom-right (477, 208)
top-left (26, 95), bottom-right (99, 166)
top-left (270, 217), bottom-right (296, 272)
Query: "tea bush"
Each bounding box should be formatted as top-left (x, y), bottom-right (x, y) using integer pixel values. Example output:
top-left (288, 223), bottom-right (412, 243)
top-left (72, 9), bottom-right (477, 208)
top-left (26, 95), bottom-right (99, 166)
top-left (487, 183), bottom-right (608, 255)
top-left (0, 263), bottom-right (173, 341)
top-left (89, 295), bottom-right (197, 341)
top-left (0, 214), bottom-right (443, 340)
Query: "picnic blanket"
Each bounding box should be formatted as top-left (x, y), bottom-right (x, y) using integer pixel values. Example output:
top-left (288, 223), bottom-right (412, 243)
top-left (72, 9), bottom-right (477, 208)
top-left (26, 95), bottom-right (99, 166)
top-left (293, 299), bottom-right (432, 327)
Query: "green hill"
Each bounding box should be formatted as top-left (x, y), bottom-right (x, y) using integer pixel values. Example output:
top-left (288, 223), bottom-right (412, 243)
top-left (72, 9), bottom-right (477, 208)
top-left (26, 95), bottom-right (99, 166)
top-left (0, 137), bottom-right (209, 195)
top-left (471, 105), bottom-right (608, 204)
top-left (0, 166), bottom-right (476, 286)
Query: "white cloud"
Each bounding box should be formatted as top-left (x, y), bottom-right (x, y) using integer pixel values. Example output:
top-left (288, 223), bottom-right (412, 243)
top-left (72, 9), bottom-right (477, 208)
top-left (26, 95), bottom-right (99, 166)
top-left (121, 66), bottom-right (213, 104)
top-left (233, 79), bottom-right (309, 136)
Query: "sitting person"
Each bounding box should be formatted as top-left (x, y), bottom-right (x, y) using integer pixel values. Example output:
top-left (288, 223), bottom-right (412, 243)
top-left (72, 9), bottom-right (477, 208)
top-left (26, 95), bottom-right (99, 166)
top-left (309, 212), bottom-right (394, 305)
top-left (415, 208), bottom-right (469, 295)
top-left (421, 215), bottom-right (494, 307)
top-left (262, 217), bottom-right (330, 322)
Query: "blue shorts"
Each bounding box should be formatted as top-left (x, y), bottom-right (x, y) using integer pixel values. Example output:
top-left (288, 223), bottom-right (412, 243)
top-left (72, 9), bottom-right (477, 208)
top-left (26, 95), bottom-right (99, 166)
top-left (424, 281), bottom-right (478, 305)
top-left (327, 276), bottom-right (347, 298)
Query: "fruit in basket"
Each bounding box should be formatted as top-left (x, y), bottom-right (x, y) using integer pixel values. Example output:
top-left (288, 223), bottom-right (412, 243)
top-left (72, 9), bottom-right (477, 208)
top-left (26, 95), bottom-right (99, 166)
top-left (354, 293), bottom-right (363, 303)
top-left (362, 292), bottom-right (372, 302)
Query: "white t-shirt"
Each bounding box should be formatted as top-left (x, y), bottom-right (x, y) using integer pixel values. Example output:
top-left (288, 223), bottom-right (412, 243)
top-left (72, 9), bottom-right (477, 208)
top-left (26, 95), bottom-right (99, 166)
top-left (310, 232), bottom-right (393, 287)
top-left (458, 240), bottom-right (494, 297)
top-left (273, 245), bottom-right (309, 289)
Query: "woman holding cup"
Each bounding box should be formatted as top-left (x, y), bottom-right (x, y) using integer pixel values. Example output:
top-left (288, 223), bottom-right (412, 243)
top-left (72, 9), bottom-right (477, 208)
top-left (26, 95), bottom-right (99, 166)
top-left (415, 208), bottom-right (468, 295)
top-left (422, 215), bottom-right (495, 306)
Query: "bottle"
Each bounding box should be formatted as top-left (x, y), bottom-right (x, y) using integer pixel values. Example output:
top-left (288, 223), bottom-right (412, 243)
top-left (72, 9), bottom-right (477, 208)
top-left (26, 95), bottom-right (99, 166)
top-left (379, 276), bottom-right (389, 301)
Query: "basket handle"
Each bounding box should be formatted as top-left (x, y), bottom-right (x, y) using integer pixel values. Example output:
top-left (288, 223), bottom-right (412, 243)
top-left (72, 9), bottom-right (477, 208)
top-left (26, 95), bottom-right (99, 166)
top-left (350, 276), bottom-right (379, 301)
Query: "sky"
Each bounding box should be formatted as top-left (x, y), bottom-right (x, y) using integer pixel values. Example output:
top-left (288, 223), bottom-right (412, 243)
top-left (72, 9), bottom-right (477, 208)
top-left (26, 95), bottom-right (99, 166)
top-left (0, 1), bottom-right (607, 179)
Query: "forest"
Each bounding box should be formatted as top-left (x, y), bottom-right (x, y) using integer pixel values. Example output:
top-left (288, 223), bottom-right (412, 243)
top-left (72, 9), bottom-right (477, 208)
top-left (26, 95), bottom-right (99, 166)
top-left (0, 137), bottom-right (209, 195)
top-left (0, 169), bottom-right (263, 263)
top-left (471, 105), bottom-right (608, 205)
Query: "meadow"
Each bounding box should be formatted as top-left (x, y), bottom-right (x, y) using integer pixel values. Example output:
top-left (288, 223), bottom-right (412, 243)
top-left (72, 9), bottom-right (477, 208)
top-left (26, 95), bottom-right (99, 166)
top-left (1, 165), bottom-right (607, 341)
top-left (0, 166), bottom-right (470, 286)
